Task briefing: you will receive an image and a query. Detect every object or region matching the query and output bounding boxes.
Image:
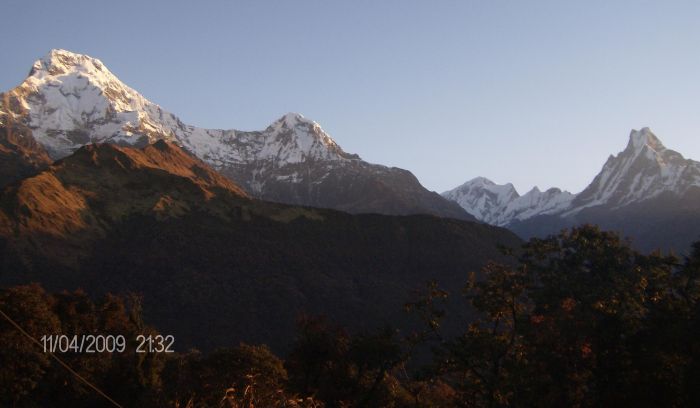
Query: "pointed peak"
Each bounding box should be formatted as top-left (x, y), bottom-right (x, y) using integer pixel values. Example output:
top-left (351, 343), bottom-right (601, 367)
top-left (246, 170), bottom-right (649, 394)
top-left (267, 112), bottom-right (338, 144)
top-left (272, 112), bottom-right (318, 129)
top-left (519, 186), bottom-right (541, 199)
top-left (31, 49), bottom-right (107, 77)
top-left (627, 127), bottom-right (665, 153)
top-left (261, 113), bottom-right (352, 161)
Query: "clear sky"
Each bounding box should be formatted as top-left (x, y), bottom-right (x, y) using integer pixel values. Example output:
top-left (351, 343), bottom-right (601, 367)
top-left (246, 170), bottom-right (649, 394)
top-left (2, 0), bottom-right (699, 194)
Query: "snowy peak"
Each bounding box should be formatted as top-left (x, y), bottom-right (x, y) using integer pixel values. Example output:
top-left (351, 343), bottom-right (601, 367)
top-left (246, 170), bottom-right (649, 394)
top-left (3, 50), bottom-right (471, 220)
top-left (269, 113), bottom-right (344, 152)
top-left (627, 127), bottom-right (665, 153)
top-left (24, 48), bottom-right (145, 113)
top-left (273, 112), bottom-right (316, 129)
top-left (446, 128), bottom-right (700, 226)
top-left (442, 177), bottom-right (573, 226)
top-left (442, 177), bottom-right (519, 224)
top-left (31, 49), bottom-right (108, 77)
top-left (444, 127), bottom-right (700, 225)
top-left (515, 187), bottom-right (574, 218)
top-left (2, 49), bottom-right (180, 157)
top-left (256, 112), bottom-right (357, 164)
top-left (466, 176), bottom-right (515, 190)
top-left (441, 177), bottom-right (513, 224)
top-left (1, 49), bottom-right (359, 167)
top-left (571, 128), bottom-right (700, 212)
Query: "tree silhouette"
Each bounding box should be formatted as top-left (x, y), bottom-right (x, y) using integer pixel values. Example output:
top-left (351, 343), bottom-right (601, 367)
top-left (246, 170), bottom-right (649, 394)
top-left (429, 225), bottom-right (700, 407)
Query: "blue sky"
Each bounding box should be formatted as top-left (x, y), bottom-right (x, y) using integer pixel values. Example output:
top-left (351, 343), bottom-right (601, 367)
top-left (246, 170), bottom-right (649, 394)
top-left (2, 1), bottom-right (699, 194)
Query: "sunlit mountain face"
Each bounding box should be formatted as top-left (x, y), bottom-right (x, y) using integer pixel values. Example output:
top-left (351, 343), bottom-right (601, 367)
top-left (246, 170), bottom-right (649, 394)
top-left (0, 49), bottom-right (471, 220)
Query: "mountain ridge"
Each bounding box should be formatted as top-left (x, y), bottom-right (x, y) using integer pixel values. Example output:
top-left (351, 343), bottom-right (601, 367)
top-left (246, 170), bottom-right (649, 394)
top-left (442, 176), bottom-right (574, 226)
top-left (443, 127), bottom-right (700, 251)
top-left (569, 127), bottom-right (700, 214)
top-left (0, 140), bottom-right (520, 351)
top-left (0, 49), bottom-right (472, 220)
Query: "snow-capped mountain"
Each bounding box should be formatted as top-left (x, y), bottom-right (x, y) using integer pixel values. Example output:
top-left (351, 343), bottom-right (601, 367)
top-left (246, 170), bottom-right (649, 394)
top-left (442, 177), bottom-right (573, 226)
top-left (445, 128), bottom-right (700, 225)
top-left (0, 49), bottom-right (470, 220)
top-left (568, 127), bottom-right (700, 213)
top-left (511, 186), bottom-right (575, 221)
top-left (1, 49), bottom-right (351, 164)
top-left (444, 128), bottom-right (700, 251)
top-left (442, 178), bottom-right (516, 224)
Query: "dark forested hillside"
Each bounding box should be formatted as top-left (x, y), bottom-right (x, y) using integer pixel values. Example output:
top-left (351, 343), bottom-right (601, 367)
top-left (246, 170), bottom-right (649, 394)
top-left (0, 141), bottom-right (520, 352)
top-left (3, 226), bottom-right (699, 407)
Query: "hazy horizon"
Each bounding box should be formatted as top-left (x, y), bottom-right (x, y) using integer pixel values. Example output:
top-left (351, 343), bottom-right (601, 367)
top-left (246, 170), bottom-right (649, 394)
top-left (2, 0), bottom-right (699, 194)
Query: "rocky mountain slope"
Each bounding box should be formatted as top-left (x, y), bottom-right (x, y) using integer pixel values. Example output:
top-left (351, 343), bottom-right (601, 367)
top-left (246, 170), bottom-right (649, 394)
top-left (0, 122), bottom-right (52, 188)
top-left (444, 128), bottom-right (700, 251)
top-left (0, 49), bottom-right (470, 220)
top-left (0, 141), bottom-right (519, 351)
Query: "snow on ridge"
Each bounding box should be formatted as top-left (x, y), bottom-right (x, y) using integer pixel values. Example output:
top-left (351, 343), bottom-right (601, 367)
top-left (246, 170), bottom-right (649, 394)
top-left (512, 187), bottom-right (574, 221)
top-left (442, 177), bottom-right (573, 226)
top-left (264, 112), bottom-right (349, 161)
top-left (2, 49), bottom-right (354, 169)
top-left (568, 129), bottom-right (700, 215)
top-left (8, 50), bottom-right (700, 225)
top-left (444, 127), bottom-right (700, 226)
top-left (627, 127), bottom-right (665, 153)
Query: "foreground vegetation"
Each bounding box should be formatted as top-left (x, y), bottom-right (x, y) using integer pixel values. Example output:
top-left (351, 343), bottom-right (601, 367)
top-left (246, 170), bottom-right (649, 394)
top-left (1, 225), bottom-right (699, 407)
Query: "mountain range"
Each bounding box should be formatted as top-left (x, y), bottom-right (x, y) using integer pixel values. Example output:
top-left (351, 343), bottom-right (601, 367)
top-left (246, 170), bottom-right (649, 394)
top-left (4, 49), bottom-right (697, 254)
top-left (443, 128), bottom-right (700, 252)
top-left (0, 49), bottom-right (470, 220)
top-left (0, 139), bottom-right (519, 351)
top-left (1, 48), bottom-right (699, 352)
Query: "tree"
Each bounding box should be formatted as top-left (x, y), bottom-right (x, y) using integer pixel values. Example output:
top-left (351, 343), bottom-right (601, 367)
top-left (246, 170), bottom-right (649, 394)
top-left (162, 343), bottom-right (288, 407)
top-left (0, 284), bottom-right (60, 406)
top-left (0, 285), bottom-right (165, 407)
top-left (286, 315), bottom-right (408, 407)
top-left (429, 225), bottom-right (700, 407)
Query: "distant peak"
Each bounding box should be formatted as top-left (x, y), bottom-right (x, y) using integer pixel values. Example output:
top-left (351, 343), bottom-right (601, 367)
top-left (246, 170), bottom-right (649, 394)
top-left (451, 177), bottom-right (518, 196)
top-left (467, 176), bottom-right (495, 186)
top-left (627, 127), bottom-right (665, 153)
top-left (268, 112), bottom-right (332, 139)
top-left (282, 112), bottom-right (304, 121)
top-left (261, 112), bottom-right (351, 160)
